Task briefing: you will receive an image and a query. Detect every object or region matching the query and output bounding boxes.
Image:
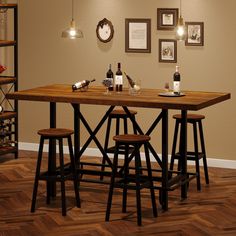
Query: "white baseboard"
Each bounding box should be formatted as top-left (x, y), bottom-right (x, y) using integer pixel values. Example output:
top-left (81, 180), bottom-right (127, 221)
top-left (19, 142), bottom-right (236, 169)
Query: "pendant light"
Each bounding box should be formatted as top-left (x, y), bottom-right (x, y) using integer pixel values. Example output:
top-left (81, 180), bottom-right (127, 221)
top-left (176, 0), bottom-right (186, 41)
top-left (61, 0), bottom-right (83, 39)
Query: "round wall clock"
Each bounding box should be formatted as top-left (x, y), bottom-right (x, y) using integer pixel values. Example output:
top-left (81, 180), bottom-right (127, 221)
top-left (96, 18), bottom-right (114, 43)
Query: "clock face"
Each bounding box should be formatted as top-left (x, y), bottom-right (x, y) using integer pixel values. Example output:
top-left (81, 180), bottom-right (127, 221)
top-left (96, 18), bottom-right (114, 43)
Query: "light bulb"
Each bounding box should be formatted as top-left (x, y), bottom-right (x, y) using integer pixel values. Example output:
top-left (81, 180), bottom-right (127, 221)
top-left (176, 16), bottom-right (186, 40)
top-left (69, 29), bottom-right (76, 37)
top-left (177, 26), bottom-right (185, 36)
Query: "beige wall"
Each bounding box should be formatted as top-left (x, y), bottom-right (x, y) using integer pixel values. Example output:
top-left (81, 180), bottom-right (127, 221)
top-left (16, 0), bottom-right (235, 160)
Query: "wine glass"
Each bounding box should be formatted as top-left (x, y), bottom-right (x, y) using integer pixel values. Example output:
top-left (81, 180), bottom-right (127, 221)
top-left (102, 78), bottom-right (113, 94)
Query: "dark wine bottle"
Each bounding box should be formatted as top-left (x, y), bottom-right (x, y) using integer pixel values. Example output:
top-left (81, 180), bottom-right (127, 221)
top-left (124, 72), bottom-right (135, 88)
top-left (72, 79), bottom-right (96, 91)
top-left (106, 64), bottom-right (114, 91)
top-left (173, 66), bottom-right (181, 95)
top-left (115, 63), bottom-right (123, 92)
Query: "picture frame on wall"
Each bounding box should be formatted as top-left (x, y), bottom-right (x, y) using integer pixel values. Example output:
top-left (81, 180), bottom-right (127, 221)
top-left (159, 39), bottom-right (177, 63)
top-left (157, 8), bottom-right (179, 30)
top-left (185, 22), bottom-right (204, 46)
top-left (125, 18), bottom-right (151, 53)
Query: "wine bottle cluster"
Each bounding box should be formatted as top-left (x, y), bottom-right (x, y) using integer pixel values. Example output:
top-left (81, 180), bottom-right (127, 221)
top-left (103, 62), bottom-right (138, 92)
top-left (0, 119), bottom-right (16, 147)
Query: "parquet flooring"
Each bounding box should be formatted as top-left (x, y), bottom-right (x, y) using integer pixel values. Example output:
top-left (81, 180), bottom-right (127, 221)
top-left (0, 151), bottom-right (235, 236)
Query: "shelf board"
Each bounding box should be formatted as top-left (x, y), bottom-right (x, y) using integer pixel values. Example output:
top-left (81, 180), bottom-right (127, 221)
top-left (0, 40), bottom-right (16, 47)
top-left (0, 77), bottom-right (16, 85)
top-left (0, 146), bottom-right (17, 155)
top-left (0, 111), bottom-right (17, 121)
top-left (0, 4), bottom-right (17, 8)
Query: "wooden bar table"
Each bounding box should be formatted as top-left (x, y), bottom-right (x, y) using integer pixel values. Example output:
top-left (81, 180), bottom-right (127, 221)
top-left (6, 84), bottom-right (230, 210)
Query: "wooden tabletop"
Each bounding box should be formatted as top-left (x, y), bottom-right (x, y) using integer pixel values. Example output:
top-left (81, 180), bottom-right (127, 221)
top-left (6, 84), bottom-right (230, 111)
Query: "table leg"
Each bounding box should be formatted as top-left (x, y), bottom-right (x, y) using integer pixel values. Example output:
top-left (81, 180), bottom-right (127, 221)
top-left (161, 109), bottom-right (168, 210)
top-left (180, 110), bottom-right (188, 199)
top-left (73, 104), bottom-right (80, 162)
top-left (48, 102), bottom-right (56, 198)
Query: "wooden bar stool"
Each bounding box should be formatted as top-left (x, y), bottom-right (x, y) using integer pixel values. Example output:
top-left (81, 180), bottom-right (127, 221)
top-left (170, 114), bottom-right (209, 191)
top-left (105, 134), bottom-right (157, 226)
top-left (31, 128), bottom-right (80, 216)
top-left (100, 109), bottom-right (137, 179)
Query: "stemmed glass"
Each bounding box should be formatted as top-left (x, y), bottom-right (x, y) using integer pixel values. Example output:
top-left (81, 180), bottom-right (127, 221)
top-left (102, 78), bottom-right (113, 94)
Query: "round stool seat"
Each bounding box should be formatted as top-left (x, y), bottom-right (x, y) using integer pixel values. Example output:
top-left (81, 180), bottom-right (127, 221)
top-left (173, 114), bottom-right (205, 121)
top-left (110, 109), bottom-right (137, 118)
top-left (113, 134), bottom-right (150, 144)
top-left (38, 128), bottom-right (74, 138)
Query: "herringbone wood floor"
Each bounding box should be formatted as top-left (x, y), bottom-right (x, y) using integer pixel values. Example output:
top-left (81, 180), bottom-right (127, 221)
top-left (0, 151), bottom-right (235, 236)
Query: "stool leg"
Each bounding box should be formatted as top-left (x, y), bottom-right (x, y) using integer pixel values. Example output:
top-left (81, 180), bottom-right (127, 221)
top-left (132, 115), bottom-right (138, 135)
top-left (58, 138), bottom-right (66, 216)
top-left (134, 145), bottom-right (142, 226)
top-left (170, 120), bottom-right (180, 174)
top-left (122, 143), bottom-right (129, 213)
top-left (105, 142), bottom-right (119, 222)
top-left (47, 138), bottom-right (53, 204)
top-left (144, 144), bottom-right (157, 217)
top-left (115, 117), bottom-right (120, 135)
top-left (199, 121), bottom-right (209, 184)
top-left (68, 136), bottom-right (81, 208)
top-left (124, 117), bottom-right (128, 134)
top-left (193, 122), bottom-right (201, 191)
top-left (101, 117), bottom-right (112, 180)
top-left (31, 136), bottom-right (44, 212)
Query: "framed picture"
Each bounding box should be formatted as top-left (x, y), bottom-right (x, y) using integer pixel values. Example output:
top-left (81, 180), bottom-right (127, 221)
top-left (185, 22), bottom-right (204, 46)
top-left (159, 39), bottom-right (177, 63)
top-left (125, 18), bottom-right (151, 53)
top-left (157, 8), bottom-right (179, 30)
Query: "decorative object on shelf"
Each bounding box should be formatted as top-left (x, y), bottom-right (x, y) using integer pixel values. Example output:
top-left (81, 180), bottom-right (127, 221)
top-left (185, 22), bottom-right (204, 46)
top-left (61, 0), bottom-right (83, 39)
top-left (0, 64), bottom-right (6, 73)
top-left (96, 18), bottom-right (114, 43)
top-left (125, 18), bottom-right (151, 53)
top-left (0, 0), bottom-right (7, 27)
top-left (159, 39), bottom-right (177, 63)
top-left (0, 0), bottom-right (7, 13)
top-left (157, 8), bottom-right (178, 30)
top-left (176, 0), bottom-right (186, 41)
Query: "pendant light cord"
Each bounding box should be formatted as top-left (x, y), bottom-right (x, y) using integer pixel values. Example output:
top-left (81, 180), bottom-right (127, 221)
top-left (180, 0), bottom-right (182, 17)
top-left (72, 0), bottom-right (74, 21)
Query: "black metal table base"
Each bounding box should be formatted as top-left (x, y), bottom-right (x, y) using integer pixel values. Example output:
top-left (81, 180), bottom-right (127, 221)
top-left (48, 103), bottom-right (190, 211)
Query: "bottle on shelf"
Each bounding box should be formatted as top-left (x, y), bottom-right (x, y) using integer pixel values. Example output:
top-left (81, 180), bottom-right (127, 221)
top-left (173, 65), bottom-right (181, 95)
top-left (0, 65), bottom-right (6, 74)
top-left (106, 64), bottom-right (114, 91)
top-left (0, 105), bottom-right (3, 113)
top-left (115, 62), bottom-right (123, 92)
top-left (72, 79), bottom-right (96, 91)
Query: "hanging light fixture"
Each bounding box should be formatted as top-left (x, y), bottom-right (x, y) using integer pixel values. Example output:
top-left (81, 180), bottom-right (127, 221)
top-left (61, 0), bottom-right (83, 39)
top-left (176, 0), bottom-right (186, 41)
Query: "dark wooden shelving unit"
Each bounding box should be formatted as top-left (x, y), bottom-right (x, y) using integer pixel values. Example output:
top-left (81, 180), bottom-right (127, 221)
top-left (0, 3), bottom-right (18, 159)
